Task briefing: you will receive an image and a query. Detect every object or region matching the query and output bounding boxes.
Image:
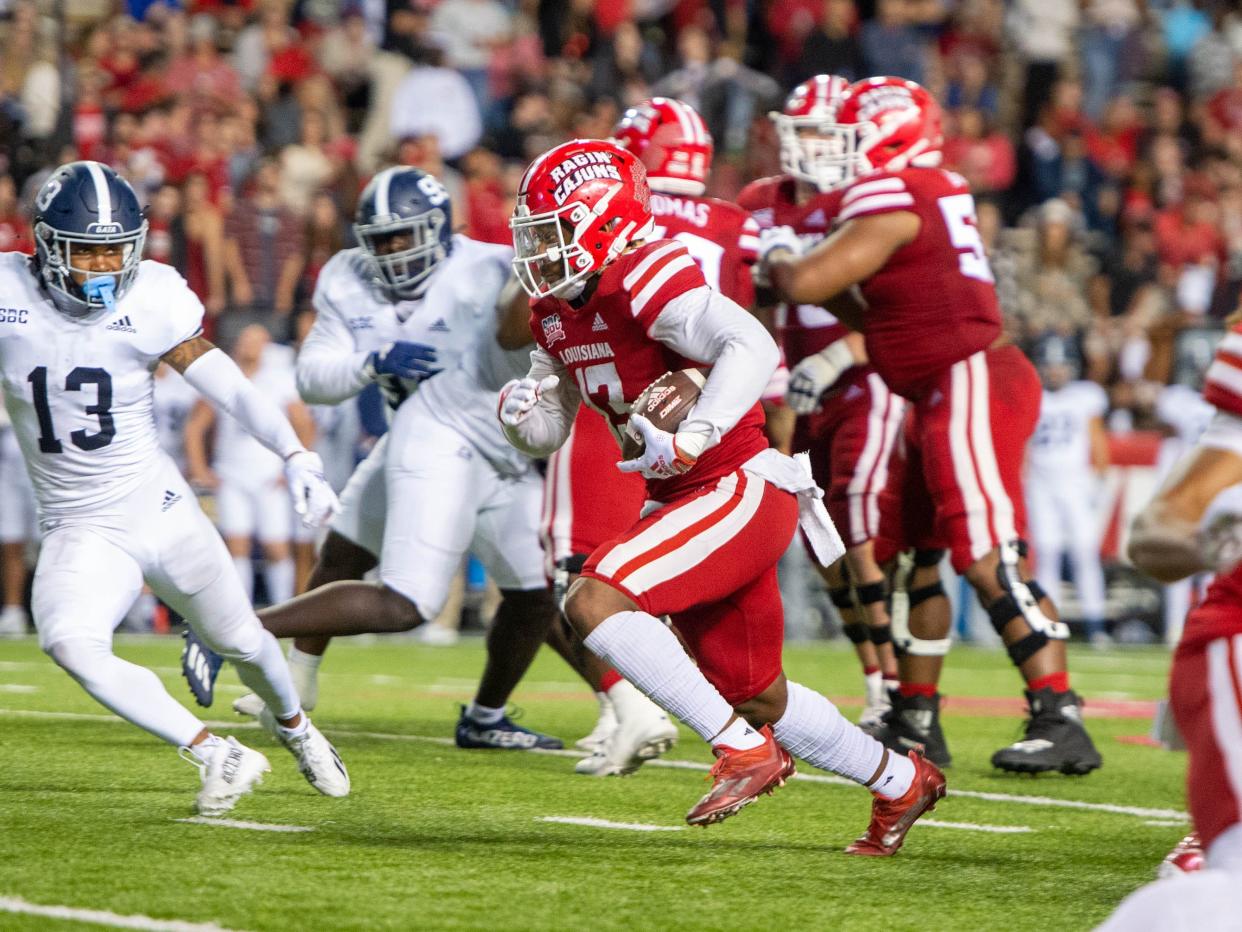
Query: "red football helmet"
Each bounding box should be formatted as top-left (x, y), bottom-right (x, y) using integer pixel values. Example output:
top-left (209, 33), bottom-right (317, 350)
top-left (770, 74), bottom-right (851, 192)
top-left (510, 139), bottom-right (655, 299)
top-left (827, 77), bottom-right (944, 187)
top-left (612, 97), bottom-right (714, 196)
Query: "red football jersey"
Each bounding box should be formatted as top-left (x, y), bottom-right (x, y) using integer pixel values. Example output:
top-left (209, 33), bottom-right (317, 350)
top-left (832, 168), bottom-right (1002, 399)
top-left (737, 175), bottom-right (849, 365)
top-left (1183, 324), bottom-right (1242, 648)
top-left (648, 192), bottom-right (760, 308)
top-left (530, 239), bottom-right (769, 503)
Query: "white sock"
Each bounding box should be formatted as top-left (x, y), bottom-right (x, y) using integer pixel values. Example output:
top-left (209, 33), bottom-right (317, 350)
top-left (287, 646), bottom-right (321, 711)
top-left (595, 690), bottom-right (611, 713)
top-left (263, 557), bottom-right (295, 605)
top-left (583, 610), bottom-right (733, 744)
top-left (229, 627), bottom-right (302, 721)
top-left (870, 748), bottom-right (916, 800)
top-left (711, 716), bottom-right (765, 751)
top-left (467, 701), bottom-right (505, 725)
top-left (273, 713), bottom-right (310, 738)
top-left (606, 678), bottom-right (666, 725)
top-left (232, 556), bottom-right (254, 601)
top-left (190, 732), bottom-right (226, 760)
top-left (48, 639), bottom-right (203, 747)
top-left (773, 680), bottom-right (895, 790)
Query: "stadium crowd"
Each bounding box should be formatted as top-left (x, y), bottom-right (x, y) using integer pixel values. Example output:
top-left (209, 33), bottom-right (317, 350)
top-left (0, 0), bottom-right (1240, 639)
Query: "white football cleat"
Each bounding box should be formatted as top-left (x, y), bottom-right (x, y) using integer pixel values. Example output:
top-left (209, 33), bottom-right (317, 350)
top-left (232, 692), bottom-right (265, 718)
top-left (575, 695), bottom-right (618, 752)
top-left (181, 736), bottom-right (271, 817)
top-left (859, 671), bottom-right (892, 732)
top-left (0, 605), bottom-right (28, 637)
top-left (260, 708), bottom-right (350, 797)
top-left (575, 682), bottom-right (678, 776)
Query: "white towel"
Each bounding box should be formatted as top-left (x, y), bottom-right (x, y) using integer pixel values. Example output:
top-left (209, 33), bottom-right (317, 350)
top-left (743, 448), bottom-right (846, 567)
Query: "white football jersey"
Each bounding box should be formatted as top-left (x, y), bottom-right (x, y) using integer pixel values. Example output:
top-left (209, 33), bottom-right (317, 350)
top-left (1156, 383), bottom-right (1216, 445)
top-left (1028, 380), bottom-right (1108, 477)
top-left (213, 355), bottom-right (299, 486)
top-left (152, 366), bottom-right (199, 475)
top-left (301, 235), bottom-right (531, 474)
top-left (0, 254), bottom-right (202, 521)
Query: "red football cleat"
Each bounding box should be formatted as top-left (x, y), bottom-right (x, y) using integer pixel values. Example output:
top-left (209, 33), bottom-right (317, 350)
top-left (685, 724), bottom-right (796, 827)
top-left (845, 748), bottom-right (946, 856)
top-left (1158, 833), bottom-right (1205, 878)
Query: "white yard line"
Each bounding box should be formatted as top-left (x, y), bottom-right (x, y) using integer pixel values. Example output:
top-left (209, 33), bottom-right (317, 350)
top-left (0, 895), bottom-right (248, 932)
top-left (175, 817), bottom-right (314, 834)
top-left (1143, 819), bottom-right (1189, 827)
top-left (538, 816), bottom-right (684, 832)
top-left (0, 707), bottom-right (1189, 822)
top-left (919, 820), bottom-right (1032, 834)
top-left (0, 684), bottom-right (37, 693)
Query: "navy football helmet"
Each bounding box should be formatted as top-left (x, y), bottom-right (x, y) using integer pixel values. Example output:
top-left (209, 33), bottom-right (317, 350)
top-left (32, 161), bottom-right (147, 317)
top-left (353, 166), bottom-right (453, 300)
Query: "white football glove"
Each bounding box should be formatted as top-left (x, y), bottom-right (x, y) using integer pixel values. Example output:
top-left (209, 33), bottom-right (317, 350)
top-left (498, 375), bottom-right (559, 427)
top-left (283, 450), bottom-right (340, 528)
top-left (786, 339), bottom-right (856, 415)
top-left (1200, 512), bottom-right (1242, 575)
top-left (753, 225), bottom-right (803, 289)
top-left (617, 415), bottom-right (705, 480)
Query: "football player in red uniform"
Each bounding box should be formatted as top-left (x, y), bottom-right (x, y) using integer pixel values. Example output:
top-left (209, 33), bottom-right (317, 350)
top-left (499, 137), bottom-right (945, 851)
top-left (1104, 325), bottom-right (1242, 925)
top-left (542, 98), bottom-right (773, 778)
top-left (739, 76), bottom-right (904, 732)
top-left (762, 77), bottom-right (1101, 775)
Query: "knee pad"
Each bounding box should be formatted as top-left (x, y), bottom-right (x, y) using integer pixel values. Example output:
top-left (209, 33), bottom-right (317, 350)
top-left (841, 621), bottom-right (871, 645)
top-left (553, 555), bottom-right (588, 612)
top-left (991, 540), bottom-right (1069, 666)
top-left (829, 586), bottom-right (855, 610)
top-left (914, 548), bottom-right (946, 568)
top-left (889, 554), bottom-right (951, 658)
top-left (854, 581), bottom-right (885, 606)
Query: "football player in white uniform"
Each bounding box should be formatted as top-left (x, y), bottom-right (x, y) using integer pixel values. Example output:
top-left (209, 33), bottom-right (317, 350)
top-left (1025, 336), bottom-right (1111, 644)
top-left (184, 324), bottom-right (314, 606)
top-left (151, 361), bottom-right (198, 476)
top-left (0, 393), bottom-right (36, 636)
top-left (7, 160), bottom-right (349, 815)
top-left (216, 167), bottom-right (562, 749)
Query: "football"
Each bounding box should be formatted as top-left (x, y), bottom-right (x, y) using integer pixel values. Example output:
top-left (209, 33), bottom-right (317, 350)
top-left (620, 368), bottom-right (707, 461)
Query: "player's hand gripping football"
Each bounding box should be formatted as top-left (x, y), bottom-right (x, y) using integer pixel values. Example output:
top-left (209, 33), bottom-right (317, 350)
top-left (284, 450), bottom-right (340, 528)
top-left (617, 415), bottom-right (700, 480)
top-left (786, 340), bottom-right (856, 414)
top-left (498, 375), bottom-right (559, 427)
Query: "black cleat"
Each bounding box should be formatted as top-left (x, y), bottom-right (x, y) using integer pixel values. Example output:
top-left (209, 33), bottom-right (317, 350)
top-left (991, 687), bottom-right (1102, 775)
top-left (181, 628), bottom-right (223, 708)
top-left (870, 691), bottom-right (952, 769)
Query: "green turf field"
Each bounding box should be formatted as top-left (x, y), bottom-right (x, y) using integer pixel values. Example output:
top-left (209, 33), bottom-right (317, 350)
top-left (0, 636), bottom-right (1185, 931)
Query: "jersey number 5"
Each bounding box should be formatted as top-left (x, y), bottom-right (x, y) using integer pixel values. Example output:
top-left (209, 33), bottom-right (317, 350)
top-left (938, 193), bottom-right (994, 284)
top-left (28, 366), bottom-right (116, 453)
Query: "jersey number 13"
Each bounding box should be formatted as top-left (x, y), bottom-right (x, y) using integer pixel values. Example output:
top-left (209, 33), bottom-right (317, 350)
top-left (28, 366), bottom-right (116, 453)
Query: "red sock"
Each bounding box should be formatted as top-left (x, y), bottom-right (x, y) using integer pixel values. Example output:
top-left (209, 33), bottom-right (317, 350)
top-left (863, 665), bottom-right (881, 676)
top-left (899, 682), bottom-right (937, 699)
top-left (598, 668), bottom-right (623, 693)
top-left (1028, 672), bottom-right (1070, 694)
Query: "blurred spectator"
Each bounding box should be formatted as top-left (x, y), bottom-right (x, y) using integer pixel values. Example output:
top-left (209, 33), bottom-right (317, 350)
top-left (299, 192), bottom-right (345, 309)
top-left (943, 107), bottom-right (1015, 196)
top-left (429, 0), bottom-right (513, 121)
top-left (393, 133), bottom-right (465, 211)
top-left (944, 53), bottom-right (998, 119)
top-left (224, 158), bottom-right (306, 327)
top-left (587, 20), bottom-right (663, 107)
top-left (389, 47), bottom-right (482, 161)
top-left (795, 0), bottom-right (865, 84)
top-left (165, 14), bottom-right (243, 116)
top-left (860, 0), bottom-right (928, 84)
top-left (1080, 0), bottom-right (1143, 120)
top-left (0, 175), bottom-right (31, 255)
top-left (318, 8), bottom-right (375, 131)
top-left (461, 148), bottom-right (514, 246)
top-left (1160, 0), bottom-right (1211, 93)
top-left (1009, 199), bottom-right (1097, 341)
top-left (145, 183), bottom-right (181, 266)
top-left (279, 109), bottom-right (336, 215)
top-left (1008, 0), bottom-right (1078, 127)
top-left (177, 172), bottom-right (227, 318)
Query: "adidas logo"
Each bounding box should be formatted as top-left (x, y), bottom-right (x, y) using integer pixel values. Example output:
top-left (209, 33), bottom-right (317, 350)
top-left (592, 313), bottom-right (607, 332)
top-left (106, 315), bottom-right (136, 333)
top-left (429, 318), bottom-right (450, 333)
top-left (161, 489), bottom-right (182, 512)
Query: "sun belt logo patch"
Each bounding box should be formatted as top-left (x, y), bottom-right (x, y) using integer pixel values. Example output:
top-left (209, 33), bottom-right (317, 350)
top-left (542, 313), bottom-right (565, 346)
top-left (549, 152), bottom-right (623, 206)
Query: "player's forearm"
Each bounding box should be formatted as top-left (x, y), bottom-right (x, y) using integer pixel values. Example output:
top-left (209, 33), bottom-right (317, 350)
top-left (651, 287), bottom-right (778, 452)
top-left (182, 349), bottom-right (305, 460)
top-left (295, 348), bottom-right (373, 405)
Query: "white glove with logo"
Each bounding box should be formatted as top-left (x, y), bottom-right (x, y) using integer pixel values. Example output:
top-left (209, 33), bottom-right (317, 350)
top-left (617, 415), bottom-right (706, 480)
top-left (786, 339), bottom-right (856, 415)
top-left (284, 450), bottom-right (340, 528)
top-left (498, 375), bottom-right (559, 427)
top-left (1200, 512), bottom-right (1242, 575)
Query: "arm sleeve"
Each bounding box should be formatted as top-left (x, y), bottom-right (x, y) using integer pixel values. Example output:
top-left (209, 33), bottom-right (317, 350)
top-left (647, 285), bottom-right (780, 452)
top-left (296, 289), bottom-right (372, 405)
top-left (500, 346), bottom-right (582, 459)
top-left (182, 348), bottom-right (305, 460)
